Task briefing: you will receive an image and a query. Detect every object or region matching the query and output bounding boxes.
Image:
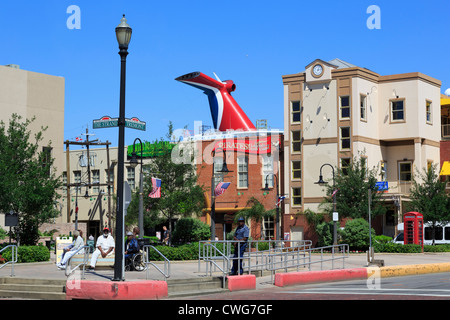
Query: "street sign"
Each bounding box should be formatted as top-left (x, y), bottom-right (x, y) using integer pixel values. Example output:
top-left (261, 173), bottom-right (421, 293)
top-left (123, 181), bottom-right (132, 215)
top-left (93, 116), bottom-right (118, 129)
top-left (375, 181), bottom-right (388, 192)
top-left (93, 116), bottom-right (146, 131)
top-left (125, 117), bottom-right (146, 131)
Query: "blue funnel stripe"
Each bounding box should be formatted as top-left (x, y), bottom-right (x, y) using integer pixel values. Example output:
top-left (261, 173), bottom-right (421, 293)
top-left (180, 81), bottom-right (222, 130)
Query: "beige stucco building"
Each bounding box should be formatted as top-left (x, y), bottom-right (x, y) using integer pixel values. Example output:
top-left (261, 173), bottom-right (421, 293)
top-left (282, 58), bottom-right (441, 241)
top-left (0, 64), bottom-right (65, 230)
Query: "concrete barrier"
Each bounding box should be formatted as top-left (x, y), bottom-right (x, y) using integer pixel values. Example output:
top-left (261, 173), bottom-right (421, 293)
top-left (227, 275), bottom-right (256, 291)
top-left (65, 280), bottom-right (168, 300)
top-left (274, 268), bottom-right (367, 287)
top-left (379, 262), bottom-right (450, 278)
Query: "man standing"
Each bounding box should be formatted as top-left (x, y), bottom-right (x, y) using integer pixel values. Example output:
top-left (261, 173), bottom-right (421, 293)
top-left (89, 227), bottom-right (115, 270)
top-left (162, 226), bottom-right (171, 246)
top-left (230, 217), bottom-right (249, 275)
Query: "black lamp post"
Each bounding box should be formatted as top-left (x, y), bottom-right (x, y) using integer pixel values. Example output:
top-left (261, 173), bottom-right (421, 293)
top-left (113, 14), bottom-right (132, 282)
top-left (130, 138), bottom-right (143, 240)
top-left (211, 149), bottom-right (231, 241)
top-left (315, 163), bottom-right (337, 245)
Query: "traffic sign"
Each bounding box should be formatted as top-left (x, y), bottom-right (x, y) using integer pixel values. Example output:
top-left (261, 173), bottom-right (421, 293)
top-left (93, 116), bottom-right (118, 129)
top-left (93, 116), bottom-right (146, 131)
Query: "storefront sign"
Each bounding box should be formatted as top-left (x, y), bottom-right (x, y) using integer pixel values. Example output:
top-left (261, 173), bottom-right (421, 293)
top-left (213, 136), bottom-right (271, 154)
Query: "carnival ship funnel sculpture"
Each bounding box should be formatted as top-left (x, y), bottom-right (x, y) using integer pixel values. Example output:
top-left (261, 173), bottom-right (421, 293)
top-left (175, 72), bottom-right (256, 131)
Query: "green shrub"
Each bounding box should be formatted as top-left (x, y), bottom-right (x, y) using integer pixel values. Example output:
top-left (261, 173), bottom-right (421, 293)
top-left (316, 221), bottom-right (334, 247)
top-left (374, 235), bottom-right (392, 244)
top-left (424, 244), bottom-right (450, 252)
top-left (172, 218), bottom-right (211, 244)
top-left (339, 218), bottom-right (375, 251)
top-left (0, 245), bottom-right (50, 263)
top-left (373, 242), bottom-right (422, 253)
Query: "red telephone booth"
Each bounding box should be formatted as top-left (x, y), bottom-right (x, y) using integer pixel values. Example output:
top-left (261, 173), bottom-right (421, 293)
top-left (403, 212), bottom-right (424, 251)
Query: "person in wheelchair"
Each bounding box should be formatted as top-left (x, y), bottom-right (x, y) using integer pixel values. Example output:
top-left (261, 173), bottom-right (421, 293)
top-left (125, 231), bottom-right (140, 270)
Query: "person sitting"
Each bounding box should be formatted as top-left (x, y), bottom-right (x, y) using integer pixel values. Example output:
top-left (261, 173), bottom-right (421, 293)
top-left (57, 230), bottom-right (85, 269)
top-left (88, 227), bottom-right (115, 270)
top-left (125, 231), bottom-right (140, 261)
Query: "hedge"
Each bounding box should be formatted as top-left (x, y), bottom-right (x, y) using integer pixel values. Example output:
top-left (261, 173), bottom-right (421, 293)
top-left (0, 245), bottom-right (50, 263)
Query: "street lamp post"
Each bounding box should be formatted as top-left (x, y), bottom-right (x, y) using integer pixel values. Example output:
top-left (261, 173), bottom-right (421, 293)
top-left (211, 149), bottom-right (231, 241)
top-left (113, 14), bottom-right (132, 282)
top-left (315, 163), bottom-right (337, 245)
top-left (130, 138), bottom-right (144, 240)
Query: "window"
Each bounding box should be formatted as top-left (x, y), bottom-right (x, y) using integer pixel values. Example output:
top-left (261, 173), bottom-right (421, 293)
top-left (360, 94), bottom-right (367, 121)
top-left (42, 147), bottom-right (52, 175)
top-left (92, 170), bottom-right (100, 194)
top-left (445, 227), bottom-right (450, 241)
top-left (291, 101), bottom-right (301, 123)
top-left (341, 158), bottom-right (351, 176)
top-left (292, 187), bottom-right (302, 206)
top-left (127, 167), bottom-right (135, 190)
top-left (105, 168), bottom-right (114, 190)
top-left (238, 156), bottom-right (248, 188)
top-left (262, 156), bottom-right (273, 188)
top-left (73, 170), bottom-right (81, 193)
top-left (340, 127), bottom-right (351, 150)
top-left (213, 157), bottom-right (224, 186)
top-left (263, 217), bottom-right (274, 240)
top-left (391, 99), bottom-right (405, 122)
top-left (340, 96), bottom-right (350, 119)
top-left (425, 226), bottom-right (443, 241)
top-left (292, 160), bottom-right (301, 180)
top-left (398, 161), bottom-right (412, 181)
top-left (62, 172), bottom-right (67, 192)
top-left (292, 131), bottom-right (301, 153)
top-left (380, 161), bottom-right (387, 181)
top-left (426, 100), bottom-right (432, 124)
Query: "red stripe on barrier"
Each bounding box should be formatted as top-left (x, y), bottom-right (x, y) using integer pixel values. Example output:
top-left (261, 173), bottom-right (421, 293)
top-left (274, 268), bottom-right (368, 287)
top-left (227, 275), bottom-right (256, 291)
top-left (65, 280), bottom-right (168, 300)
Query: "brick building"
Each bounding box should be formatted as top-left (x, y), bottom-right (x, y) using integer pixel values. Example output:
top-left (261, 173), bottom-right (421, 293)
top-left (191, 130), bottom-right (284, 240)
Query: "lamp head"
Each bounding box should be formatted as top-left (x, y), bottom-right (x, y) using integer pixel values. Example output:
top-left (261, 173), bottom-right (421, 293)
top-left (115, 14), bottom-right (132, 48)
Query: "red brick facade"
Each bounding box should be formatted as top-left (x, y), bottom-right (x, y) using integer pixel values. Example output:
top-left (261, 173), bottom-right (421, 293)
top-left (195, 133), bottom-right (284, 240)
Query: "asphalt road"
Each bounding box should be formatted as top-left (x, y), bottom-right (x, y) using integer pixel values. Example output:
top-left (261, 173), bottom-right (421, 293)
top-left (178, 272), bottom-right (450, 300)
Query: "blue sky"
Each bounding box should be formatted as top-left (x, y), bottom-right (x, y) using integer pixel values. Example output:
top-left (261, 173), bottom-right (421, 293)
top-left (2, 0), bottom-right (449, 148)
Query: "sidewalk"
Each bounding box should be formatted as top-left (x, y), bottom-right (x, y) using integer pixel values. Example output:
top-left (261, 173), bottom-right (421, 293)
top-left (1, 252), bottom-right (449, 285)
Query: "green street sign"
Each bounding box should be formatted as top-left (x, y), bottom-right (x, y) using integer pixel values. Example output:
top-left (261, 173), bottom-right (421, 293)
top-left (93, 116), bottom-right (146, 131)
top-left (125, 117), bottom-right (146, 131)
top-left (93, 116), bottom-right (118, 129)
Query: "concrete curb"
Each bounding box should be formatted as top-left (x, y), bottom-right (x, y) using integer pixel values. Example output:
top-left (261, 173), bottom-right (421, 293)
top-left (227, 275), bottom-right (256, 291)
top-left (65, 280), bottom-right (168, 300)
top-left (274, 262), bottom-right (450, 287)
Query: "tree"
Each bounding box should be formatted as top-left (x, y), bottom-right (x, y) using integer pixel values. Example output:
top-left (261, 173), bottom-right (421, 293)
top-left (235, 197), bottom-right (275, 239)
top-left (407, 163), bottom-right (450, 245)
top-left (0, 114), bottom-right (61, 245)
top-left (319, 155), bottom-right (386, 220)
top-left (126, 122), bottom-right (205, 234)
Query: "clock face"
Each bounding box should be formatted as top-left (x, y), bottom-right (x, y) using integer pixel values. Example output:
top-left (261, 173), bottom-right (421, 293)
top-left (313, 64), bottom-right (323, 76)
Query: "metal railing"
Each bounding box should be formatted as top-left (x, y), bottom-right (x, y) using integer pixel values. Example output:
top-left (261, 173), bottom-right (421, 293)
top-left (266, 244), bottom-right (349, 284)
top-left (199, 240), bottom-right (350, 285)
top-left (0, 245), bottom-right (17, 277)
top-left (143, 245), bottom-right (170, 280)
top-left (66, 245), bottom-right (90, 279)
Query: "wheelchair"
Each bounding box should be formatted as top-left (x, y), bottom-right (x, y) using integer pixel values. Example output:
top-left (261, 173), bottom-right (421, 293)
top-left (125, 250), bottom-right (147, 272)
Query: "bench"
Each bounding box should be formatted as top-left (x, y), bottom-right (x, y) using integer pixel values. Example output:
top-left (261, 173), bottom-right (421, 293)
top-left (70, 252), bottom-right (115, 269)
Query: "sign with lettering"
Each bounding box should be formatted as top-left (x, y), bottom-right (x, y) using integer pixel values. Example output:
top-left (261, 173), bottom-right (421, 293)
top-left (213, 136), bottom-right (271, 154)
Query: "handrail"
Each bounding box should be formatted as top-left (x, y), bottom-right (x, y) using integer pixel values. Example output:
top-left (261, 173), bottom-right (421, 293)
top-left (143, 245), bottom-right (170, 280)
top-left (65, 245), bottom-right (90, 279)
top-left (0, 245), bottom-right (17, 277)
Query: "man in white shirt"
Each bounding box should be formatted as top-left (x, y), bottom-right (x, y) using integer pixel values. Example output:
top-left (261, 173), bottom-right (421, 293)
top-left (89, 227), bottom-right (115, 270)
top-left (57, 230), bottom-right (85, 269)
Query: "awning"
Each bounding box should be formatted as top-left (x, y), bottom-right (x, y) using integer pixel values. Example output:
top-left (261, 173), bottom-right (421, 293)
top-left (440, 161), bottom-right (450, 176)
top-left (441, 98), bottom-right (450, 106)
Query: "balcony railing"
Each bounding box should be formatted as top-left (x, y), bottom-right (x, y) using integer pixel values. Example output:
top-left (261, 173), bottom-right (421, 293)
top-left (384, 181), bottom-right (412, 195)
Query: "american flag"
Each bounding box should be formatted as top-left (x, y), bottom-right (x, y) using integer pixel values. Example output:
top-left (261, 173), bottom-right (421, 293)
top-left (148, 177), bottom-right (161, 198)
top-left (214, 182), bottom-right (230, 197)
top-left (276, 196), bottom-right (286, 207)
